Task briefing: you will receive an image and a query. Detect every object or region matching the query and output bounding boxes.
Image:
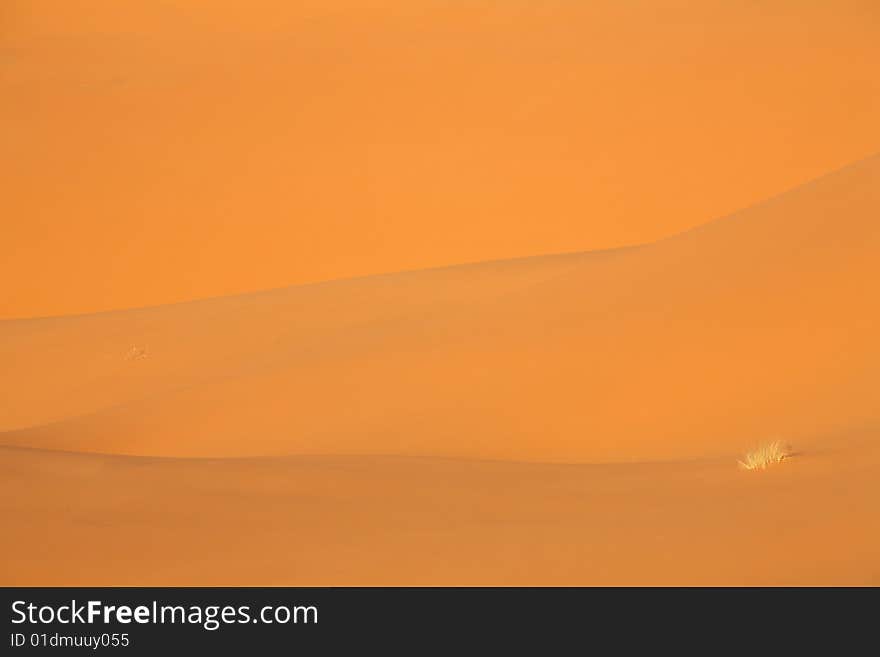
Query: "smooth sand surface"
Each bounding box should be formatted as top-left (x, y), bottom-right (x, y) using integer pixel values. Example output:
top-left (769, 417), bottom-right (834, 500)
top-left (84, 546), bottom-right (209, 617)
top-left (4, 1), bottom-right (880, 318)
top-left (2, 153), bottom-right (879, 584)
top-left (3, 446), bottom-right (879, 586)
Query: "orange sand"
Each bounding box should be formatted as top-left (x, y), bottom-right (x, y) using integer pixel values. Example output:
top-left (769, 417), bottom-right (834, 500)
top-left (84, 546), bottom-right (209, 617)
top-left (2, 154), bottom-right (879, 585)
top-left (3, 1), bottom-right (880, 318)
top-left (1, 2), bottom-right (879, 585)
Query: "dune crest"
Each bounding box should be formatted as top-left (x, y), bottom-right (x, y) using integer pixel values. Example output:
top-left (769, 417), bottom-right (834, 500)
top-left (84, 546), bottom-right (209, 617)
top-left (1, 154), bottom-right (878, 464)
top-left (4, 0), bottom-right (880, 588)
top-left (3, 442), bottom-right (879, 586)
top-left (4, 0), bottom-right (880, 318)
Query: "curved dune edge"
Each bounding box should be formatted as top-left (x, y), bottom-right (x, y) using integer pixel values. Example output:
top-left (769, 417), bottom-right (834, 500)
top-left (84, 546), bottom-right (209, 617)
top-left (1, 153), bottom-right (879, 463)
top-left (5, 2), bottom-right (880, 321)
top-left (2, 438), bottom-right (879, 585)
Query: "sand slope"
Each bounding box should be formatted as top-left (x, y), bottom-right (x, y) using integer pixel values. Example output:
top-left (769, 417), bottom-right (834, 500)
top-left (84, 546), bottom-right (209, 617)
top-left (4, 1), bottom-right (880, 318)
top-left (3, 444), bottom-right (879, 586)
top-left (1, 154), bottom-right (878, 462)
top-left (1, 154), bottom-right (879, 584)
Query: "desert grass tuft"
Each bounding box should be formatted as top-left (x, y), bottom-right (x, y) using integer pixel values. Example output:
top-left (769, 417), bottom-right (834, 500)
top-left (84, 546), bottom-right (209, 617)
top-left (738, 441), bottom-right (790, 470)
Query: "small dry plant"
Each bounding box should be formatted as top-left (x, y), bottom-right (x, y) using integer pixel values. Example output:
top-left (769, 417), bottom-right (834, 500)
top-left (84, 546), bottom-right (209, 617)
top-left (124, 345), bottom-right (149, 361)
top-left (738, 441), bottom-right (790, 471)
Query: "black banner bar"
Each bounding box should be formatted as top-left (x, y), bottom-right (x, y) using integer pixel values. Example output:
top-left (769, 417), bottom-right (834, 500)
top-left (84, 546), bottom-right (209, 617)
top-left (1, 587), bottom-right (875, 653)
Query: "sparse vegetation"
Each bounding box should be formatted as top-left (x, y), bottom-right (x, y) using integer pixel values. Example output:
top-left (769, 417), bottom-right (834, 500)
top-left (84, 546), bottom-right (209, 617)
top-left (738, 441), bottom-right (790, 470)
top-left (124, 345), bottom-right (149, 361)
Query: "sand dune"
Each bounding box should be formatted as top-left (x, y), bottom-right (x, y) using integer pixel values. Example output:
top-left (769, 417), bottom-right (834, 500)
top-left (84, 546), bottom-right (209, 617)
top-left (1, 153), bottom-right (880, 584)
top-left (2, 443), bottom-right (879, 586)
top-left (2, 155), bottom-right (878, 463)
top-left (3, 1), bottom-right (880, 586)
top-left (4, 1), bottom-right (880, 318)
